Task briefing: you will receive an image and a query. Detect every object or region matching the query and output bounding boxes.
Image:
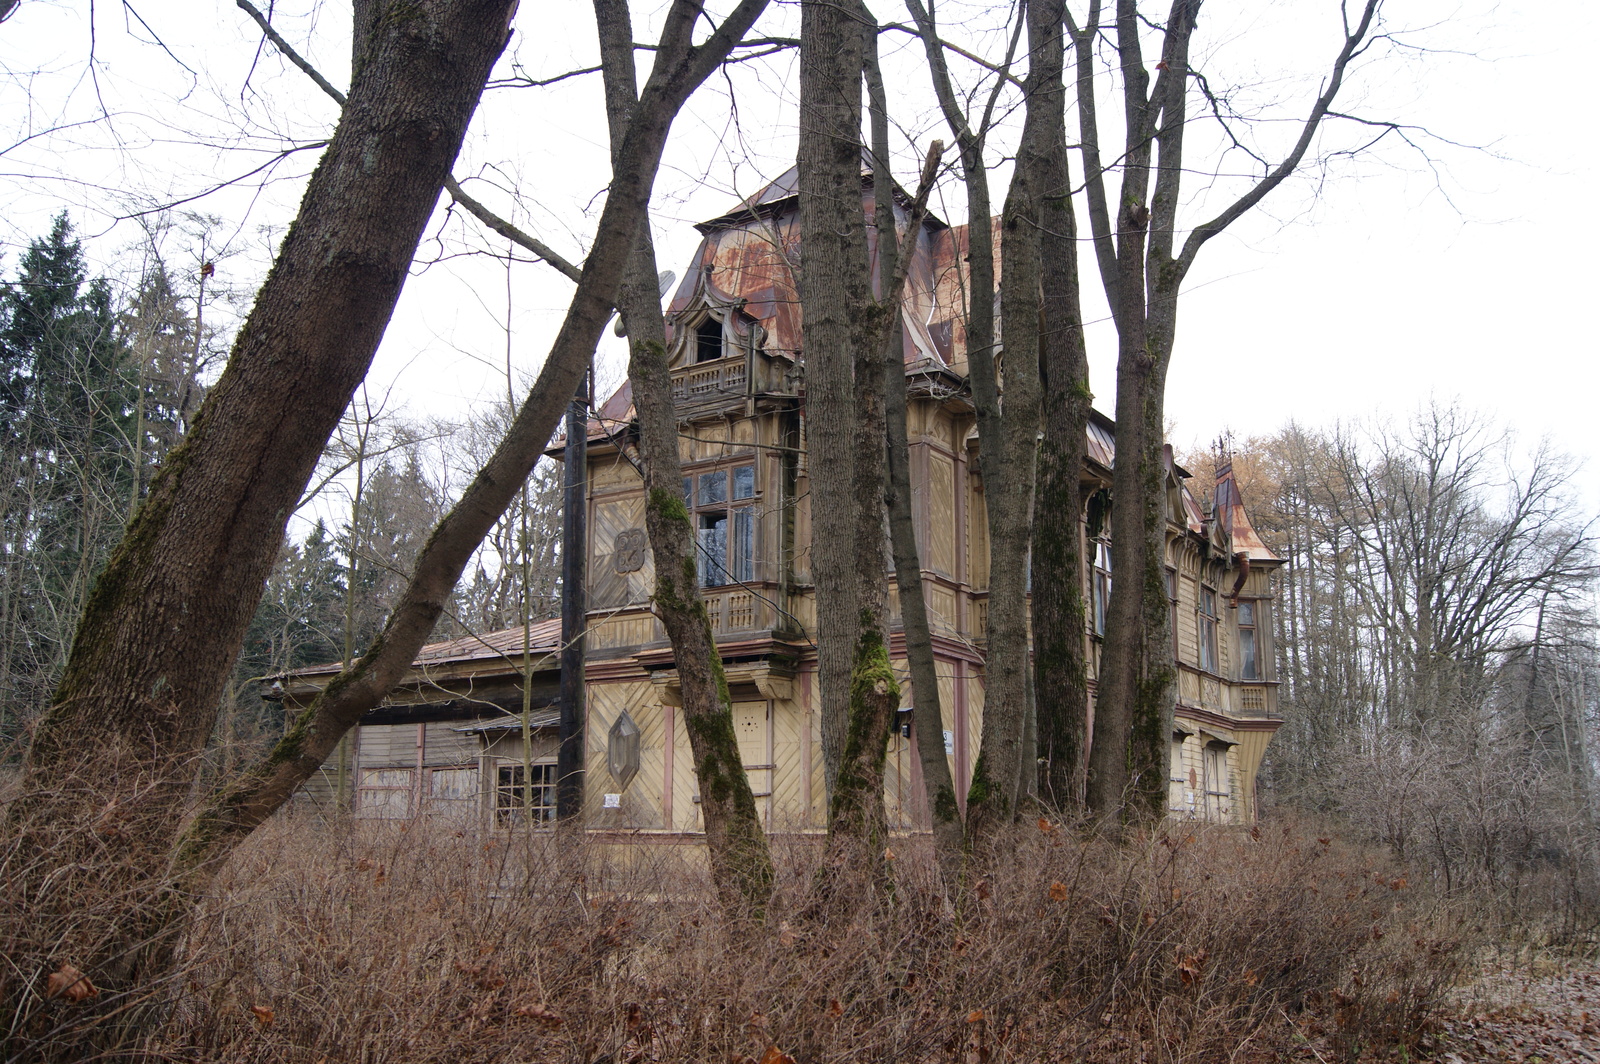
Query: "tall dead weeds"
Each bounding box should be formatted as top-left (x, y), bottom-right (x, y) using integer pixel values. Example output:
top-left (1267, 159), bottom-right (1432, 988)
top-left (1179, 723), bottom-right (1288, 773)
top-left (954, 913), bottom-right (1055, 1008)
top-left (27, 815), bottom-right (1467, 1063)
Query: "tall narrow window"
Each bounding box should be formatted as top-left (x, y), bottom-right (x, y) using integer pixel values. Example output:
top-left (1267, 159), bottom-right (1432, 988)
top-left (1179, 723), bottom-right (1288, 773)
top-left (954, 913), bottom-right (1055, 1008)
top-left (1198, 585), bottom-right (1219, 673)
top-left (686, 462), bottom-right (757, 586)
top-left (1091, 540), bottom-right (1112, 636)
top-left (1237, 600), bottom-right (1261, 680)
top-left (1165, 568), bottom-right (1179, 660)
top-left (696, 318), bottom-right (724, 363)
top-left (1202, 743), bottom-right (1230, 821)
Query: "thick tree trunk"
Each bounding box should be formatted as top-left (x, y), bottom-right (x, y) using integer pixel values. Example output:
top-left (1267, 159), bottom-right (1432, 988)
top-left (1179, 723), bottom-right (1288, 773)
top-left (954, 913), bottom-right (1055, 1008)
top-left (819, 10), bottom-right (901, 859)
top-left (1078, 0), bottom-right (1159, 819)
top-left (1031, 59), bottom-right (1091, 813)
top-left (594, 0), bottom-right (774, 915)
top-left (798, 0), bottom-right (875, 804)
top-left (1073, 0), bottom-right (1377, 822)
top-left (903, 0), bottom-right (1005, 831)
top-left (29, 0), bottom-right (516, 786)
top-left (967, 0), bottom-right (1055, 832)
top-left (4, 3), bottom-right (519, 1045)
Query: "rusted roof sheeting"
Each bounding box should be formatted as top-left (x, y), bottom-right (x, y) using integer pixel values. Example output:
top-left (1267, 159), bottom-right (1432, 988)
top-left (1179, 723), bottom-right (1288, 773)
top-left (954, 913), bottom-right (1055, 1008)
top-left (276, 617), bottom-right (562, 681)
top-left (667, 168), bottom-right (959, 370)
top-left (1212, 462), bottom-right (1280, 562)
top-left (415, 616), bottom-right (563, 664)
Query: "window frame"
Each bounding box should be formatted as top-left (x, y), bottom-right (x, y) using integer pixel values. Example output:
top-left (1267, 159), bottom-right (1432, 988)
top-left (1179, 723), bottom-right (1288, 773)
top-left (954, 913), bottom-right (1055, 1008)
top-left (1090, 539), bottom-right (1112, 637)
top-left (1197, 583), bottom-right (1219, 674)
top-left (695, 317), bottom-right (725, 363)
top-left (1202, 742), bottom-right (1230, 821)
top-left (1165, 566), bottom-right (1179, 660)
top-left (684, 461), bottom-right (759, 587)
top-left (496, 762), bottom-right (557, 827)
top-left (1236, 598), bottom-right (1262, 681)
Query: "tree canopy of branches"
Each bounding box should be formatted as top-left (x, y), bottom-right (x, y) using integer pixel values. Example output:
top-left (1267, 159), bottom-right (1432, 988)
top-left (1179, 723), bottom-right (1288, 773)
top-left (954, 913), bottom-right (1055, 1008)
top-left (1190, 407), bottom-right (1599, 899)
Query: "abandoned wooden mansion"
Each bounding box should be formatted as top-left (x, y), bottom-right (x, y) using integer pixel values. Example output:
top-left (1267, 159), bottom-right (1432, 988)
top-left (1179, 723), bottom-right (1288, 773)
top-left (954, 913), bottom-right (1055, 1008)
top-left (280, 168), bottom-right (1284, 833)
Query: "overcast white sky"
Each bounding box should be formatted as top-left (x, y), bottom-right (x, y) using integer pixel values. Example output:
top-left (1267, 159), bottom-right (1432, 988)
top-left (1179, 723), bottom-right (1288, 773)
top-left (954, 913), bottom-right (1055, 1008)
top-left (1, 0), bottom-right (1595, 519)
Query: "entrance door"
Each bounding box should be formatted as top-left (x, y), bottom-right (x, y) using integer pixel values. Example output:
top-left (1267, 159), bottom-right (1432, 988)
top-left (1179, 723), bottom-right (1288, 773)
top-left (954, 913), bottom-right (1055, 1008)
top-left (732, 700), bottom-right (773, 824)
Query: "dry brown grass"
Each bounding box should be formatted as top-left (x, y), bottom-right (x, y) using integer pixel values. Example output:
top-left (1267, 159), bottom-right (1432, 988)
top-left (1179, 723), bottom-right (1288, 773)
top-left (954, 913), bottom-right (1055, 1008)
top-left (0, 814), bottom-right (1445, 1063)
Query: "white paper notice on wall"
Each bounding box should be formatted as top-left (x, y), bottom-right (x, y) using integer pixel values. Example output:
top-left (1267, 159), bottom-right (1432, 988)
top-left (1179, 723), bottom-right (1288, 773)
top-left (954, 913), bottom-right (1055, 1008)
top-left (603, 793), bottom-right (622, 809)
top-left (943, 730), bottom-right (955, 756)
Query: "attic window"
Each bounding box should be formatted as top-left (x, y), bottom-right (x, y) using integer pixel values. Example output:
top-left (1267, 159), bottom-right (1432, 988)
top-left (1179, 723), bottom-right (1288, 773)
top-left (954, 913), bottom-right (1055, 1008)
top-left (696, 318), bottom-right (725, 362)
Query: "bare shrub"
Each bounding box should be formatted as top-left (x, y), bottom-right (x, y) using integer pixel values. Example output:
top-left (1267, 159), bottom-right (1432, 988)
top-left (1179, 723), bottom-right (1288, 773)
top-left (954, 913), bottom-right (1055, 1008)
top-left (0, 746), bottom-right (221, 1060)
top-left (28, 815), bottom-right (1463, 1063)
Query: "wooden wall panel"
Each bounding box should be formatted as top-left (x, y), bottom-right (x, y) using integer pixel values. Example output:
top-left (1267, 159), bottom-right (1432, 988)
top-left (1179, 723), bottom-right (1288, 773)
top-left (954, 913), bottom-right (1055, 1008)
top-left (770, 697), bottom-right (809, 830)
top-left (590, 493), bottom-right (653, 609)
top-left (585, 681), bottom-right (664, 829)
top-left (671, 701), bottom-right (700, 833)
top-left (967, 478), bottom-right (989, 590)
top-left (928, 450), bottom-right (956, 575)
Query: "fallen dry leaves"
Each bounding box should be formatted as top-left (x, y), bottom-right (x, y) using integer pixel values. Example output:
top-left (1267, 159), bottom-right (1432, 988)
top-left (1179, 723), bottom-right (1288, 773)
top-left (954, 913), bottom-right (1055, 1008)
top-left (44, 963), bottom-right (97, 1003)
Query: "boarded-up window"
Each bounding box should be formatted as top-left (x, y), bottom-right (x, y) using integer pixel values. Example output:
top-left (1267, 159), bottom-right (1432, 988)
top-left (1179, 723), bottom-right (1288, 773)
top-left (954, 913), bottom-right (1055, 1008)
top-left (1169, 734), bottom-right (1191, 815)
top-left (426, 767), bottom-right (480, 821)
top-left (928, 450), bottom-right (956, 575)
top-left (733, 701), bottom-right (771, 800)
top-left (356, 768), bottom-right (412, 819)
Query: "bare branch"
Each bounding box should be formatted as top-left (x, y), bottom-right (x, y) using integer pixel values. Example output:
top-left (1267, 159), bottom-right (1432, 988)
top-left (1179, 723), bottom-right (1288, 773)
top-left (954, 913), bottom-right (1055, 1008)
top-left (1176, 0), bottom-right (1381, 274)
top-left (234, 0), bottom-right (584, 284)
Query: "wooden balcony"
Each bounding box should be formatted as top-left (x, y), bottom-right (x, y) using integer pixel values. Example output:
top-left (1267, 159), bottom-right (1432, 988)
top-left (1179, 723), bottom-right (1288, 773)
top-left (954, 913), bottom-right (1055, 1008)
top-left (671, 357), bottom-right (747, 406)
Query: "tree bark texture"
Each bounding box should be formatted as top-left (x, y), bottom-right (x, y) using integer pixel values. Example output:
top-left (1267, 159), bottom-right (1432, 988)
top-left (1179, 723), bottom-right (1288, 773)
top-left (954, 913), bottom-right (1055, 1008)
top-left (1078, 0), bottom-right (1198, 821)
top-left (6, 0), bottom-right (519, 1036)
top-left (976, 0), bottom-right (1064, 823)
top-left (22, 0), bottom-right (517, 830)
top-left (594, 0), bottom-right (774, 915)
top-left (903, 0), bottom-right (1008, 825)
top-left (1029, 0), bottom-right (1092, 814)
top-left (799, 0), bottom-right (876, 805)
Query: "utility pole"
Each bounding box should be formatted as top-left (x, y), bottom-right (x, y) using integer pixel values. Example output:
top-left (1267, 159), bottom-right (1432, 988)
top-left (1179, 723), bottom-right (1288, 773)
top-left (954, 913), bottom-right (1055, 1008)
top-left (557, 371), bottom-right (588, 821)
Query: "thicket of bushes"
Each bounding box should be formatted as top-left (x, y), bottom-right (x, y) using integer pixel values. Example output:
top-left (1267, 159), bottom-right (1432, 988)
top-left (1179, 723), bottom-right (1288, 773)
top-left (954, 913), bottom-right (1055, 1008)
top-left (10, 811), bottom-right (1487, 1063)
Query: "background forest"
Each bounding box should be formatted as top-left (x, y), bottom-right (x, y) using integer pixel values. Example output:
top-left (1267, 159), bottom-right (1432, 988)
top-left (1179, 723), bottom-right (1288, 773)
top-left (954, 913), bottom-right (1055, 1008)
top-left (0, 214), bottom-right (566, 768)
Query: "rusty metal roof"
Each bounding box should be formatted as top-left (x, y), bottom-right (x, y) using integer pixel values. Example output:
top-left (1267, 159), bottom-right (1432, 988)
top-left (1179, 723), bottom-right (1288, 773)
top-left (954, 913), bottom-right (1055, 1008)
top-left (279, 617), bottom-right (563, 681)
top-left (1212, 461), bottom-right (1280, 563)
top-left (663, 173), bottom-right (956, 369)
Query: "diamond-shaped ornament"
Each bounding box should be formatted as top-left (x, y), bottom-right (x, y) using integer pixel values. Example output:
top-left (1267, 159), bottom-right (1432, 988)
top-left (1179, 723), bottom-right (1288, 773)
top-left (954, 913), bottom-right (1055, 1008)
top-left (607, 710), bottom-right (641, 791)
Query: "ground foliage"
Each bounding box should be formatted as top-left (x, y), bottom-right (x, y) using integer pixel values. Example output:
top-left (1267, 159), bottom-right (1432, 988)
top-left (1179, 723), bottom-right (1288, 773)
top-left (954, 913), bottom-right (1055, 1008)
top-left (3, 809), bottom-right (1492, 1062)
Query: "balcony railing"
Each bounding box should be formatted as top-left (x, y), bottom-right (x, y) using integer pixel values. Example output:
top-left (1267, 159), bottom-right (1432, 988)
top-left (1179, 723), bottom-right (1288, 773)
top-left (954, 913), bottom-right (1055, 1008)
top-left (671, 357), bottom-right (746, 405)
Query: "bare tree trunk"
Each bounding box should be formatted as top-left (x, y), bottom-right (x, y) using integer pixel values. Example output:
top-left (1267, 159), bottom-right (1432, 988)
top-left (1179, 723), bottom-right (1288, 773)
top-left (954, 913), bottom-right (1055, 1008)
top-left (594, 0), bottom-right (774, 914)
top-left (905, 0), bottom-right (1036, 835)
top-left (176, 0), bottom-right (770, 875)
top-left (3, 4), bottom-right (524, 1039)
top-left (1076, 0), bottom-right (1379, 822)
top-left (971, 0), bottom-right (1052, 832)
top-left (800, 0), bottom-right (875, 803)
top-left (866, 33), bottom-right (962, 884)
top-left (1030, 29), bottom-right (1091, 812)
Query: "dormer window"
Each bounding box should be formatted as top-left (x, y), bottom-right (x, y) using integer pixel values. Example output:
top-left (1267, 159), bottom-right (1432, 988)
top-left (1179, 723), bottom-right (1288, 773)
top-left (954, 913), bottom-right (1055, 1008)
top-left (696, 318), bottom-right (724, 363)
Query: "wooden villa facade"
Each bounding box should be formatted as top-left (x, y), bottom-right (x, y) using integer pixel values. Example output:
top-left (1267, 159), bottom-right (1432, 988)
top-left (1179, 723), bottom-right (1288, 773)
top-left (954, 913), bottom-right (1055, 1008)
top-left (281, 170), bottom-right (1283, 831)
